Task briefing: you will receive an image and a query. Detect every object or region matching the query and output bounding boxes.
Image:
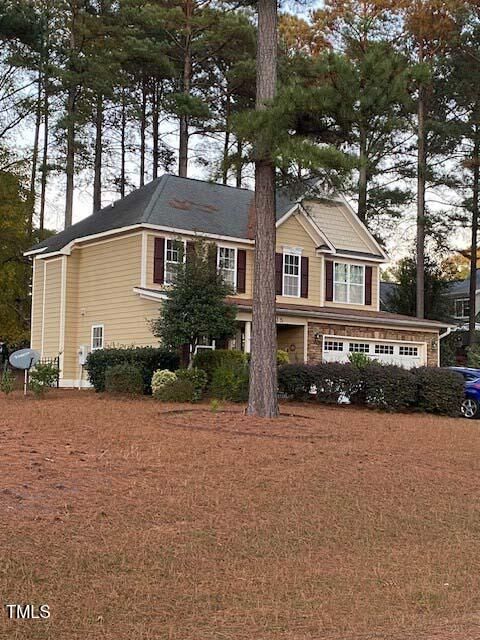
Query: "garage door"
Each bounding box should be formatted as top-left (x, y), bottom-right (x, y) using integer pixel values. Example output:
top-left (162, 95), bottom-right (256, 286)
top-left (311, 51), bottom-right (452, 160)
top-left (322, 336), bottom-right (425, 368)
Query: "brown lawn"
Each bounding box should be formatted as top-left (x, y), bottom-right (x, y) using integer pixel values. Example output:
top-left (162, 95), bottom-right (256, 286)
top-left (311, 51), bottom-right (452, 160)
top-left (1, 390), bottom-right (480, 640)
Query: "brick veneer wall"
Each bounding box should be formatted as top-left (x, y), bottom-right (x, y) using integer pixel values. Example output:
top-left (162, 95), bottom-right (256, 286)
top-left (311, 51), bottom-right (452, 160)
top-left (307, 322), bottom-right (439, 367)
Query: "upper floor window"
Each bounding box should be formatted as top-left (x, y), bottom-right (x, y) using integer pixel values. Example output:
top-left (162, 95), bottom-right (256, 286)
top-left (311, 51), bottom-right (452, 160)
top-left (165, 239), bottom-right (185, 284)
top-left (283, 252), bottom-right (301, 297)
top-left (218, 247), bottom-right (236, 290)
top-left (454, 298), bottom-right (470, 319)
top-left (91, 325), bottom-right (104, 350)
top-left (334, 262), bottom-right (364, 304)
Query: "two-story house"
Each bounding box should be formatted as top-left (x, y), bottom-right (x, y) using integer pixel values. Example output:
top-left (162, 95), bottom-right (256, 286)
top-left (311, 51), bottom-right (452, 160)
top-left (26, 174), bottom-right (450, 387)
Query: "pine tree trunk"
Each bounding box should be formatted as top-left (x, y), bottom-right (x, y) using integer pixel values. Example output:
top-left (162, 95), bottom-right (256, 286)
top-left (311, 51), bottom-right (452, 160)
top-left (93, 93), bottom-right (103, 212)
top-left (65, 84), bottom-right (76, 229)
top-left (222, 94), bottom-right (231, 184)
top-left (236, 137), bottom-right (243, 188)
top-left (416, 48), bottom-right (426, 319)
top-left (179, 0), bottom-right (192, 178)
top-left (120, 86), bottom-right (126, 198)
top-left (468, 128), bottom-right (480, 345)
top-left (140, 79), bottom-right (147, 187)
top-left (39, 74), bottom-right (49, 233)
top-left (358, 124), bottom-right (368, 222)
top-left (28, 68), bottom-right (42, 238)
top-left (152, 81), bottom-right (159, 179)
top-left (247, 0), bottom-right (279, 419)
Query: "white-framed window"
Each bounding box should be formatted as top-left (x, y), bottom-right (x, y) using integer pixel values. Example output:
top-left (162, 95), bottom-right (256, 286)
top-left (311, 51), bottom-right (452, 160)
top-left (283, 252), bottom-right (301, 297)
top-left (334, 262), bottom-right (365, 304)
top-left (349, 342), bottom-right (370, 353)
top-left (217, 246), bottom-right (237, 291)
top-left (375, 344), bottom-right (394, 355)
top-left (165, 239), bottom-right (185, 284)
top-left (91, 325), bottom-right (104, 351)
top-left (324, 340), bottom-right (344, 352)
top-left (454, 298), bottom-right (470, 319)
top-left (399, 345), bottom-right (419, 357)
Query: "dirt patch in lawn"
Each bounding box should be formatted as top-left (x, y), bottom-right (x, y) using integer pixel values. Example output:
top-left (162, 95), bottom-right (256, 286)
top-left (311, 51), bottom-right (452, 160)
top-left (1, 390), bottom-right (480, 639)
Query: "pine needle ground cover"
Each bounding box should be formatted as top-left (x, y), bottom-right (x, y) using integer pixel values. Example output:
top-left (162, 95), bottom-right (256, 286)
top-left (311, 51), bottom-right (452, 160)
top-left (1, 391), bottom-right (480, 640)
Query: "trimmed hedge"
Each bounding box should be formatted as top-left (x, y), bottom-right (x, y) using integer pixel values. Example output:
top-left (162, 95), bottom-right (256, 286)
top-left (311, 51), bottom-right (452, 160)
top-left (210, 362), bottom-right (249, 402)
top-left (414, 367), bottom-right (464, 416)
top-left (85, 347), bottom-right (179, 394)
top-left (176, 368), bottom-right (208, 402)
top-left (156, 378), bottom-right (197, 402)
top-left (105, 364), bottom-right (143, 395)
top-left (278, 362), bottom-right (464, 416)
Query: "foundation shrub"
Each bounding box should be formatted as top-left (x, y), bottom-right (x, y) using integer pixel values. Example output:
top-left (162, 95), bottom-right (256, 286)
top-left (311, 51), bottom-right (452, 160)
top-left (192, 349), bottom-right (247, 386)
top-left (105, 364), bottom-right (143, 395)
top-left (156, 378), bottom-right (197, 403)
top-left (151, 369), bottom-right (177, 396)
top-left (310, 363), bottom-right (363, 404)
top-left (175, 368), bottom-right (208, 402)
top-left (210, 362), bottom-right (249, 402)
top-left (364, 365), bottom-right (417, 411)
top-left (414, 367), bottom-right (464, 416)
top-left (85, 347), bottom-right (179, 394)
top-left (278, 365), bottom-right (314, 400)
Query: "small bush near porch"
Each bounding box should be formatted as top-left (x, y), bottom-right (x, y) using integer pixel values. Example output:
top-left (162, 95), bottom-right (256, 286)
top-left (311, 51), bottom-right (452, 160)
top-left (2, 391), bottom-right (480, 640)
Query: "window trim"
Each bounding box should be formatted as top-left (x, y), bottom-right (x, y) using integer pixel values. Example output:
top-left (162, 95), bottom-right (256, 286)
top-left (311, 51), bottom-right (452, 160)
top-left (217, 245), bottom-right (237, 292)
top-left (164, 238), bottom-right (186, 285)
top-left (454, 297), bottom-right (470, 319)
top-left (282, 248), bottom-right (302, 298)
top-left (333, 261), bottom-right (365, 305)
top-left (91, 324), bottom-right (104, 351)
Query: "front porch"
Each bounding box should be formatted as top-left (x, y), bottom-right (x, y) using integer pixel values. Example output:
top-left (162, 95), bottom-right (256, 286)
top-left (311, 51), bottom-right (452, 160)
top-left (231, 316), bottom-right (307, 364)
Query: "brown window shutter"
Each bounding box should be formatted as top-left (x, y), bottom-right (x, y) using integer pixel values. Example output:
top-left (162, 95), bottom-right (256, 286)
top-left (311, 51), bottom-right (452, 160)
top-left (153, 237), bottom-right (165, 284)
top-left (365, 265), bottom-right (373, 305)
top-left (237, 249), bottom-right (246, 293)
top-left (301, 256), bottom-right (309, 298)
top-left (325, 260), bottom-right (334, 301)
top-left (186, 241), bottom-right (195, 262)
top-left (208, 243), bottom-right (217, 270)
top-left (275, 253), bottom-right (283, 296)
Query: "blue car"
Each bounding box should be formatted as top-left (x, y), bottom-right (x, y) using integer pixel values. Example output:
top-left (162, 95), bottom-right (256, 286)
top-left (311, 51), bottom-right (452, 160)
top-left (448, 367), bottom-right (480, 419)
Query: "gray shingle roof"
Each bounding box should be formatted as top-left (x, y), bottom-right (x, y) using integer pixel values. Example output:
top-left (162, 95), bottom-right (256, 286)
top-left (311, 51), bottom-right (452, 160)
top-left (28, 174), bottom-right (303, 254)
top-left (444, 270), bottom-right (480, 297)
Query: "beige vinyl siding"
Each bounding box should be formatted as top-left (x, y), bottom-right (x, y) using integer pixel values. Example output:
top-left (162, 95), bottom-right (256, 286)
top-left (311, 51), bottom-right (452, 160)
top-left (62, 252), bottom-right (79, 380)
top-left (74, 235), bottom-right (159, 352)
top-left (41, 258), bottom-right (62, 358)
top-left (304, 199), bottom-right (378, 255)
top-left (276, 214), bottom-right (320, 306)
top-left (30, 258), bottom-right (44, 352)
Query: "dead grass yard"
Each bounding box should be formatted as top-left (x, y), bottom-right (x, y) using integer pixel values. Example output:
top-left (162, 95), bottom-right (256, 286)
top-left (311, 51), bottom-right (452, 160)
top-left (1, 390), bottom-right (480, 639)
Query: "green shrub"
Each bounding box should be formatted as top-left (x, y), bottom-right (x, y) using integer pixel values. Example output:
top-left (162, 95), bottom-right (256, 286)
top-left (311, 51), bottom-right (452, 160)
top-left (105, 364), bottom-right (143, 395)
top-left (348, 351), bottom-right (376, 369)
top-left (210, 361), bottom-right (249, 402)
top-left (156, 378), bottom-right (197, 402)
top-left (278, 364), bottom-right (314, 400)
top-left (192, 349), bottom-right (247, 385)
top-left (467, 342), bottom-right (480, 368)
top-left (29, 362), bottom-right (58, 397)
top-left (414, 367), bottom-right (464, 416)
top-left (0, 367), bottom-right (15, 394)
top-left (310, 363), bottom-right (363, 404)
top-left (152, 369), bottom-right (177, 396)
top-left (85, 347), bottom-right (179, 394)
top-left (277, 349), bottom-right (290, 366)
top-left (364, 365), bottom-right (417, 412)
top-left (175, 368), bottom-right (208, 402)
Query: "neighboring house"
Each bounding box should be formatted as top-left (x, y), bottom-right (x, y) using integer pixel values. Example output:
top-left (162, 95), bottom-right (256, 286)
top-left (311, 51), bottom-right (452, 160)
top-left (443, 269), bottom-right (480, 326)
top-left (26, 174), bottom-right (452, 387)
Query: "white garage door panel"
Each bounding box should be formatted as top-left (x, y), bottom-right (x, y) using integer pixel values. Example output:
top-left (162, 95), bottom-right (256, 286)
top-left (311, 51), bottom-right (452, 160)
top-left (322, 336), bottom-right (425, 369)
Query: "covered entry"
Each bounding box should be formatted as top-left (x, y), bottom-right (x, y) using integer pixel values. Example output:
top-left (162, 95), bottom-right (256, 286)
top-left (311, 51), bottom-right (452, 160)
top-left (232, 319), bottom-right (307, 364)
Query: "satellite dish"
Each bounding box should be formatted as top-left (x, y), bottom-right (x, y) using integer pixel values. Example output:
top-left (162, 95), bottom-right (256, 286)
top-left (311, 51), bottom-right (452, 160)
top-left (9, 348), bottom-right (40, 370)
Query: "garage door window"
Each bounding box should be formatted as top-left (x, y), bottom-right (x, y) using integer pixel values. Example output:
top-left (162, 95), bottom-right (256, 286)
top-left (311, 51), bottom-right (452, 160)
top-left (349, 342), bottom-right (370, 353)
top-left (399, 345), bottom-right (418, 357)
top-left (375, 344), bottom-right (394, 355)
top-left (324, 340), bottom-right (344, 351)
